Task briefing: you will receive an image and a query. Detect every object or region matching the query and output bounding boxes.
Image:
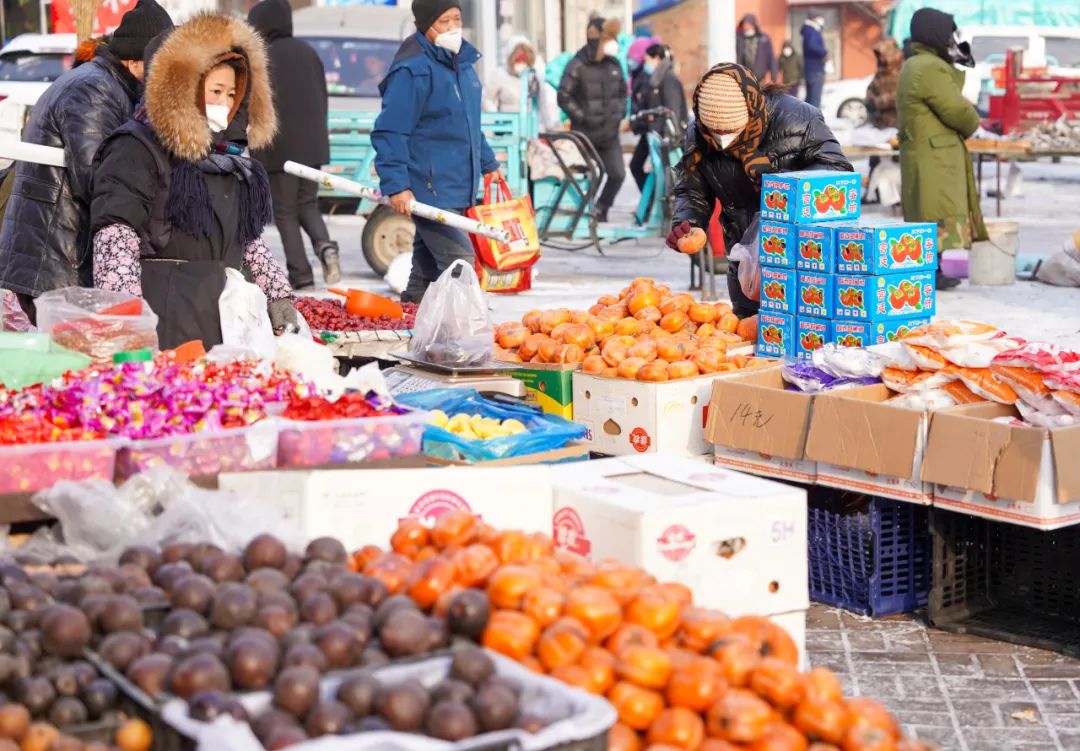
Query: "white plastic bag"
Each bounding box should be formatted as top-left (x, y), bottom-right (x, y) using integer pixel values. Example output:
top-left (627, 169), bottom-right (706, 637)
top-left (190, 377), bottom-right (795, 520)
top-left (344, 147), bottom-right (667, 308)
top-left (409, 260), bottom-right (493, 366)
top-left (727, 215), bottom-right (761, 302)
top-left (1036, 237), bottom-right (1080, 287)
top-left (219, 268), bottom-right (275, 359)
top-left (37, 287), bottom-right (158, 362)
top-left (385, 252), bottom-right (414, 296)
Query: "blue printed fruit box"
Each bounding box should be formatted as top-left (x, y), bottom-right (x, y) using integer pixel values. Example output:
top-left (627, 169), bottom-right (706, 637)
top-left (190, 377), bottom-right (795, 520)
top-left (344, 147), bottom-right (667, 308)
top-left (833, 318), bottom-right (933, 349)
top-left (757, 312), bottom-right (795, 359)
top-left (759, 267), bottom-right (798, 315)
top-left (760, 170), bottom-right (863, 224)
top-left (758, 221), bottom-right (796, 267)
top-left (795, 224), bottom-right (836, 272)
top-left (797, 271), bottom-right (835, 318)
top-left (831, 224), bottom-right (873, 274)
top-left (796, 317), bottom-right (832, 361)
top-left (832, 221), bottom-right (938, 274)
top-left (834, 271), bottom-right (935, 322)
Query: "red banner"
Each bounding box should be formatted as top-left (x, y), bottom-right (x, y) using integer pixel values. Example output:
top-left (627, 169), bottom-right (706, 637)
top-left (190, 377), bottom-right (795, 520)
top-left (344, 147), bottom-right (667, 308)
top-left (51, 0), bottom-right (138, 36)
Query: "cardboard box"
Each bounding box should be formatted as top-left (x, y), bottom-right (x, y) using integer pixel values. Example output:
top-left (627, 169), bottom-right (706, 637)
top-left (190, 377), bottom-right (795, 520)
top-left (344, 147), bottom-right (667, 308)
top-left (572, 372), bottom-right (735, 456)
top-left (551, 455), bottom-right (809, 618)
top-left (831, 224), bottom-right (873, 275)
top-left (219, 465), bottom-right (553, 549)
top-left (795, 224), bottom-right (836, 272)
top-left (796, 317), bottom-right (832, 361)
top-left (760, 267), bottom-right (798, 315)
top-left (806, 385), bottom-right (932, 504)
top-left (797, 272), bottom-right (835, 319)
top-left (705, 367), bottom-right (817, 483)
top-left (834, 271), bottom-right (935, 322)
top-left (833, 221), bottom-right (938, 274)
top-left (922, 403), bottom-right (1080, 530)
top-left (756, 311), bottom-right (795, 359)
top-left (760, 170), bottom-right (862, 224)
top-left (833, 318), bottom-right (933, 348)
top-left (758, 220), bottom-right (796, 268)
top-left (510, 363), bottom-right (576, 419)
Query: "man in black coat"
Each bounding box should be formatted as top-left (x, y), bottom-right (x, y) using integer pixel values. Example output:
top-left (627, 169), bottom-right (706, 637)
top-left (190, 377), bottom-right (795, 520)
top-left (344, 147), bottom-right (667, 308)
top-left (557, 17), bottom-right (627, 223)
top-left (736, 14), bottom-right (778, 83)
top-left (0, 0), bottom-right (173, 322)
top-left (249, 0), bottom-right (339, 288)
top-left (630, 44), bottom-right (687, 192)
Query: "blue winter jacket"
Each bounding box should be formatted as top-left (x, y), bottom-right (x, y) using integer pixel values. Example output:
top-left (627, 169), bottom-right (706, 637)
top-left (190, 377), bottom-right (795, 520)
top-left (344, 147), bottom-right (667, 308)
top-left (801, 23), bottom-right (828, 76)
top-left (373, 33), bottom-right (499, 210)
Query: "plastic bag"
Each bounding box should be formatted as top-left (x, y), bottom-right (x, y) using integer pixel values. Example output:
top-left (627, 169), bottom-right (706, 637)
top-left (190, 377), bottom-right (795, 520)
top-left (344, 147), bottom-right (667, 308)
top-left (1, 291), bottom-right (32, 332)
top-left (992, 342), bottom-right (1080, 373)
top-left (781, 361), bottom-right (878, 393)
top-left (397, 388), bottom-right (585, 462)
top-left (881, 368), bottom-right (953, 393)
top-left (219, 268), bottom-right (275, 359)
top-left (0, 332), bottom-right (90, 389)
top-left (812, 343), bottom-right (888, 379)
top-left (409, 260), bottom-right (493, 366)
top-left (888, 390), bottom-right (956, 411)
top-left (1053, 391), bottom-right (1080, 416)
top-left (955, 367), bottom-right (1018, 404)
top-left (37, 287), bottom-right (159, 363)
top-left (1035, 235), bottom-right (1080, 287)
top-left (1016, 399), bottom-right (1077, 428)
top-left (727, 215), bottom-right (761, 302)
top-left (899, 320), bottom-right (1003, 349)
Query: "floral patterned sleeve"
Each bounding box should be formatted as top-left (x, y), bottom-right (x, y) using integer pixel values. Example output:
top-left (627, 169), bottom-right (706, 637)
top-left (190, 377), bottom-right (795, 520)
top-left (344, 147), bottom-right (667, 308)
top-left (93, 224), bottom-right (143, 297)
top-left (245, 237), bottom-right (293, 302)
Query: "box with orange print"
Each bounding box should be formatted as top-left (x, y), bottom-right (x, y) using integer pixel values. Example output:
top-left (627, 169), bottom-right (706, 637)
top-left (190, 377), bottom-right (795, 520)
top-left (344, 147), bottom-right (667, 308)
top-left (758, 220), bottom-right (796, 268)
top-left (796, 317), bottom-right (832, 361)
top-left (833, 222), bottom-right (937, 275)
top-left (795, 224), bottom-right (836, 272)
top-left (834, 271), bottom-right (935, 322)
top-left (760, 170), bottom-right (862, 224)
top-left (760, 267), bottom-right (798, 315)
top-left (832, 318), bottom-right (932, 349)
top-left (797, 271), bottom-right (835, 318)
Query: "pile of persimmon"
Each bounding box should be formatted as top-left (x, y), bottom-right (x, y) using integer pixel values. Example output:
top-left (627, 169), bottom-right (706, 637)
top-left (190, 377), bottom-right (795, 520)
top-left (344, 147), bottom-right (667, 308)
top-left (352, 513), bottom-right (928, 751)
top-left (493, 278), bottom-right (762, 381)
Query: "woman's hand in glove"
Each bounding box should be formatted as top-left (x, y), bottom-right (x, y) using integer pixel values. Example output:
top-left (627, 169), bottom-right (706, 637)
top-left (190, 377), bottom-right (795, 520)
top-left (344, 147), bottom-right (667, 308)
top-left (666, 221), bottom-right (707, 254)
top-left (268, 298), bottom-right (300, 335)
top-left (666, 221), bottom-right (693, 251)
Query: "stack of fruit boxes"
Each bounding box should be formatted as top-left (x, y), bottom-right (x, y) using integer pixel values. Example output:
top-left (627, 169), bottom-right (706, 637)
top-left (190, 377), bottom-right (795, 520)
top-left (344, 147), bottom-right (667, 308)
top-left (756, 170), bottom-right (937, 359)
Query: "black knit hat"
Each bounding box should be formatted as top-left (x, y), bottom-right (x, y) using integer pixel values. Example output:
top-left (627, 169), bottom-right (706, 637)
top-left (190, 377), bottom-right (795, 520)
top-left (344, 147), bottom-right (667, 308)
top-left (111, 0), bottom-right (174, 61)
top-left (412, 0), bottom-right (461, 34)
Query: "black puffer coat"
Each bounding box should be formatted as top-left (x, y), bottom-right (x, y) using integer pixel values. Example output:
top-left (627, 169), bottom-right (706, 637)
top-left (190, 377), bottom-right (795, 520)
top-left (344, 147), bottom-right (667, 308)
top-left (0, 45), bottom-right (141, 297)
top-left (557, 42), bottom-right (627, 148)
top-left (248, 0), bottom-right (329, 172)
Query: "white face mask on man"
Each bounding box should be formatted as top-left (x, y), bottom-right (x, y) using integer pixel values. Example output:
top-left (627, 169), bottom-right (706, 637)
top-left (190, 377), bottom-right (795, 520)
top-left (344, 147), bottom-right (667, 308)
top-left (206, 103), bottom-right (230, 133)
top-left (603, 40), bottom-right (619, 58)
top-left (434, 27), bottom-right (463, 54)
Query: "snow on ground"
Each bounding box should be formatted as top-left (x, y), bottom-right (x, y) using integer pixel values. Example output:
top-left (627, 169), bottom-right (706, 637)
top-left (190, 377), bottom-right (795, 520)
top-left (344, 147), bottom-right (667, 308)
top-left (264, 158), bottom-right (1080, 348)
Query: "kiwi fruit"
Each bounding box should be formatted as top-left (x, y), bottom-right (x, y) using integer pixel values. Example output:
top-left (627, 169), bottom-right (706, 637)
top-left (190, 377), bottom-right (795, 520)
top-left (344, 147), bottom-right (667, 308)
top-left (152, 562), bottom-right (194, 592)
top-left (161, 543), bottom-right (194, 564)
top-left (471, 684), bottom-right (518, 732)
top-left (126, 653), bottom-right (174, 698)
top-left (265, 726), bottom-right (309, 750)
top-left (282, 555), bottom-right (304, 582)
top-left (426, 700), bottom-right (479, 741)
top-left (360, 646), bottom-right (390, 668)
top-left (201, 554), bottom-right (246, 584)
top-left (259, 590), bottom-right (298, 614)
top-left (327, 573), bottom-right (366, 610)
top-left (247, 568), bottom-right (290, 594)
top-left (227, 637), bottom-right (279, 691)
top-left (160, 609), bottom-right (209, 641)
top-left (132, 586), bottom-right (170, 608)
top-left (357, 716), bottom-right (390, 732)
top-left (376, 680), bottom-right (430, 732)
top-left (9, 585), bottom-right (48, 613)
top-left (244, 535), bottom-right (288, 571)
top-left (273, 666), bottom-right (320, 717)
top-left (99, 632), bottom-right (151, 673)
top-left (251, 708), bottom-right (299, 742)
top-left (255, 606), bottom-right (296, 639)
top-left (170, 575), bottom-right (215, 614)
top-left (450, 647), bottom-right (496, 687)
top-left (5, 609), bottom-right (35, 634)
top-left (426, 617), bottom-right (450, 651)
top-left (53, 581), bottom-right (82, 606)
top-left (313, 621), bottom-right (357, 670)
top-left (486, 674), bottom-right (523, 698)
top-left (16, 676), bottom-right (56, 716)
top-left (50, 666), bottom-right (79, 697)
top-left (380, 609), bottom-right (433, 658)
top-left (336, 672), bottom-right (378, 717)
top-left (289, 574), bottom-right (326, 606)
top-left (185, 543), bottom-right (224, 573)
top-left (209, 583), bottom-right (258, 630)
top-left (0, 626), bottom-right (14, 652)
top-left (281, 624), bottom-right (315, 651)
top-left (305, 538), bottom-right (348, 564)
top-left (97, 595), bottom-right (143, 634)
top-left (189, 689), bottom-right (247, 723)
top-left (185, 636), bottom-right (226, 661)
top-left (48, 697), bottom-right (88, 727)
top-left (432, 679), bottom-right (475, 705)
top-left (117, 564), bottom-right (153, 592)
top-left (81, 679), bottom-right (117, 720)
top-left (373, 595), bottom-right (418, 632)
top-left (169, 652), bottom-right (231, 699)
top-left (75, 595), bottom-right (111, 630)
top-left (283, 644), bottom-right (327, 674)
top-left (447, 589), bottom-right (491, 641)
top-left (304, 700), bottom-right (352, 737)
top-left (300, 592), bottom-right (338, 627)
top-left (39, 606), bottom-right (91, 658)
top-left (119, 545), bottom-right (162, 573)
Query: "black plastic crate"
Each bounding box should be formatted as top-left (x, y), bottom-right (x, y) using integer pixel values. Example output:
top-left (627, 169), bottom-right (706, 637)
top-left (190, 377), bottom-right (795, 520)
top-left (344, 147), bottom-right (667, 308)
top-left (808, 489), bottom-right (932, 616)
top-left (929, 509), bottom-right (1080, 658)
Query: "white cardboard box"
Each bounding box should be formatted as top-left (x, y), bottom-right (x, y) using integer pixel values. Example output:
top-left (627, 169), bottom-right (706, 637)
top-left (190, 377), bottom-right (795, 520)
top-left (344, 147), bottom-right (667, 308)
top-left (551, 455), bottom-right (808, 618)
top-left (220, 466), bottom-right (553, 549)
top-left (714, 445), bottom-right (818, 484)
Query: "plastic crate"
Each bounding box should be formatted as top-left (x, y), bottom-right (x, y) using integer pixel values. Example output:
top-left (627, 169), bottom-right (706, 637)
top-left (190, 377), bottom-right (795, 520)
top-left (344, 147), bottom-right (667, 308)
top-left (0, 439), bottom-right (118, 495)
top-left (116, 422), bottom-right (279, 479)
top-left (808, 489), bottom-right (932, 616)
top-left (277, 411), bottom-right (427, 468)
top-left (929, 508), bottom-right (1080, 658)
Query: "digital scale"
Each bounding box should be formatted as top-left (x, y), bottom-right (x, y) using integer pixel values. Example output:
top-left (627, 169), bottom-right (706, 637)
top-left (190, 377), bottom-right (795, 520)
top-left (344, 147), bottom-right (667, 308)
top-left (384, 352), bottom-right (526, 397)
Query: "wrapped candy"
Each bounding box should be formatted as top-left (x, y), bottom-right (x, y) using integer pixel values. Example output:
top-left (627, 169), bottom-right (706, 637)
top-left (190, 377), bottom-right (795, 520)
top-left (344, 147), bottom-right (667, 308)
top-left (781, 361), bottom-right (879, 393)
top-left (899, 320), bottom-right (1004, 349)
top-left (992, 342), bottom-right (1080, 373)
top-left (881, 368), bottom-right (953, 394)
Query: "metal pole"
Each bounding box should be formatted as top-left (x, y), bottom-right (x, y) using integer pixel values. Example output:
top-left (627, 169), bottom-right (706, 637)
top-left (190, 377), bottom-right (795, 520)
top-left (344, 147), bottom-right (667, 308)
top-left (708, 0), bottom-right (737, 65)
top-left (39, 0), bottom-right (47, 34)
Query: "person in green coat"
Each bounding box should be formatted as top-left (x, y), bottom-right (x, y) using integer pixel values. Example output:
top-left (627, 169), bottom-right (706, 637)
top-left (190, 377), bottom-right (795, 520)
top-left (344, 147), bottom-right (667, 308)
top-left (897, 8), bottom-right (987, 290)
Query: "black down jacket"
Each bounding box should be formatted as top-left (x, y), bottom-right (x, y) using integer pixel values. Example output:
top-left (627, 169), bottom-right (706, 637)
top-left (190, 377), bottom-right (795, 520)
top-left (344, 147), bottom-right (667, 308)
top-left (673, 92), bottom-right (852, 249)
top-left (557, 42), bottom-right (627, 148)
top-left (248, 0), bottom-right (330, 172)
top-left (0, 45), bottom-right (141, 297)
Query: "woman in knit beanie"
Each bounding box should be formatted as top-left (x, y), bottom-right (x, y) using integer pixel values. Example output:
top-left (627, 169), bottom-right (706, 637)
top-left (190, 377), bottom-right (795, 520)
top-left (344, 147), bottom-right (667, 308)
top-left (666, 62), bottom-right (852, 314)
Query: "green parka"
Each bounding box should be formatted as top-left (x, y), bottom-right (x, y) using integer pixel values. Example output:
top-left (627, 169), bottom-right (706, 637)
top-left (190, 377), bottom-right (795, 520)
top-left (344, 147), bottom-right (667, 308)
top-left (896, 43), bottom-right (987, 249)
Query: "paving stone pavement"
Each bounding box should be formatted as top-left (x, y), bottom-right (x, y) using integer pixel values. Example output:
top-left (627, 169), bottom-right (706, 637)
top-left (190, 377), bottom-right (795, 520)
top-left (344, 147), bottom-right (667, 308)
top-left (806, 605), bottom-right (1080, 751)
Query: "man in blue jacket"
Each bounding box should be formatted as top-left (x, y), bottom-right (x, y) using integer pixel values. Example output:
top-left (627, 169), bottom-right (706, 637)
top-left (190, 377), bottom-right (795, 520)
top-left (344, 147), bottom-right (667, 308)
top-left (801, 11), bottom-right (829, 109)
top-left (373, 0), bottom-right (501, 302)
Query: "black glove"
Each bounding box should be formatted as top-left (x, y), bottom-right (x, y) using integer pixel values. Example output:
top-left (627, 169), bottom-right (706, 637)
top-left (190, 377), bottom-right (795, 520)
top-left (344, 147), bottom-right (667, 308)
top-left (666, 220), bottom-right (693, 251)
top-left (268, 298), bottom-right (299, 334)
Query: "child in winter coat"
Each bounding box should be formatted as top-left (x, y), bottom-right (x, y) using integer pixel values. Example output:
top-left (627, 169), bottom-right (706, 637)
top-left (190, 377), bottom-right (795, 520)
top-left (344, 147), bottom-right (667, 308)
top-left (90, 14), bottom-right (298, 350)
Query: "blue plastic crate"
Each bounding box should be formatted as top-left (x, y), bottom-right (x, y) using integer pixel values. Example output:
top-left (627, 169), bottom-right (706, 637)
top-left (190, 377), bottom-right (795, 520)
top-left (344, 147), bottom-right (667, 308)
top-left (808, 490), bottom-right (931, 617)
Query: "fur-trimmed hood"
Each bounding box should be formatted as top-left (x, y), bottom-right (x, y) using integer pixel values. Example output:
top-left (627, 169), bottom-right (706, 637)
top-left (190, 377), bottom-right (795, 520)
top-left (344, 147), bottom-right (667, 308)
top-left (145, 13), bottom-right (276, 163)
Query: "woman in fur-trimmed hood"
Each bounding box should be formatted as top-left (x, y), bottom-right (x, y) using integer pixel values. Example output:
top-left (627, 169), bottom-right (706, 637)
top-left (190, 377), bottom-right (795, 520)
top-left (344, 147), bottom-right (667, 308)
top-left (89, 13), bottom-right (298, 350)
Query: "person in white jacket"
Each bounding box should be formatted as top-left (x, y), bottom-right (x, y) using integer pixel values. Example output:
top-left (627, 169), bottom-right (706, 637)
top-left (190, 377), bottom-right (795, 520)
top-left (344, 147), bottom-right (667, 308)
top-left (483, 36), bottom-right (559, 131)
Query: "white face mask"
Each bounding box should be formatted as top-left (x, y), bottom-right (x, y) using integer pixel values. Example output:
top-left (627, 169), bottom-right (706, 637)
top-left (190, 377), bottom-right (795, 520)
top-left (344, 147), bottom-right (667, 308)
top-left (206, 103), bottom-right (230, 133)
top-left (434, 27), bottom-right (463, 54)
top-left (512, 62), bottom-right (528, 76)
top-left (603, 40), bottom-right (619, 58)
top-left (719, 132), bottom-right (739, 149)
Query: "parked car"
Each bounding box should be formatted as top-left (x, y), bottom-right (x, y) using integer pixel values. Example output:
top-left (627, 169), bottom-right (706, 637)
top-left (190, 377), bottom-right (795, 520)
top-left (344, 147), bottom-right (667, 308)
top-left (0, 34), bottom-right (75, 145)
top-left (819, 75), bottom-right (873, 126)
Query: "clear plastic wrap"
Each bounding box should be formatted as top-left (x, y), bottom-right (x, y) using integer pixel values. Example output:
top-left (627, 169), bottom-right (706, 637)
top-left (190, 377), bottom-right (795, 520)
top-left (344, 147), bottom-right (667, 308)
top-left (811, 343), bottom-right (888, 379)
top-left (409, 261), bottom-right (493, 366)
top-left (219, 267), bottom-right (276, 359)
top-left (36, 287), bottom-right (159, 363)
top-left (888, 390), bottom-right (957, 411)
top-left (727, 215), bottom-right (761, 302)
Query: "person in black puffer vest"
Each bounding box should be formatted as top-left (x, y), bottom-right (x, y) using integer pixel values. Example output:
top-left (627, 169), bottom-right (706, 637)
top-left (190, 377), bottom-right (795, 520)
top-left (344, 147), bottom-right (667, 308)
top-left (557, 17), bottom-right (627, 223)
top-left (629, 43), bottom-right (687, 192)
top-left (89, 14), bottom-right (298, 350)
top-left (667, 63), bottom-right (852, 318)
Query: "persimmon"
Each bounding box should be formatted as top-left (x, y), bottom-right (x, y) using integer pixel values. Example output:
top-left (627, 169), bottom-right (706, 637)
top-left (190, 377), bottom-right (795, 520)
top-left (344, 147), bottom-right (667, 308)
top-left (608, 624), bottom-right (660, 654)
top-left (609, 681), bottom-right (666, 731)
top-left (523, 310), bottom-right (544, 333)
top-left (488, 565), bottom-right (542, 610)
top-left (493, 529), bottom-right (546, 564)
top-left (748, 722), bottom-right (809, 751)
top-left (635, 306), bottom-right (663, 324)
top-left (579, 647), bottom-right (616, 695)
top-left (688, 303), bottom-right (719, 324)
top-left (414, 545), bottom-right (439, 563)
top-left (737, 314), bottom-right (758, 342)
top-left (628, 291), bottom-right (659, 316)
top-left (519, 655), bottom-right (544, 674)
top-left (666, 657), bottom-right (727, 712)
top-left (717, 312), bottom-right (740, 333)
top-left (519, 333), bottom-right (550, 361)
top-left (610, 723), bottom-right (644, 751)
top-left (667, 361), bottom-right (700, 380)
top-left (844, 699), bottom-right (900, 739)
top-left (604, 341), bottom-right (631, 367)
top-left (660, 294), bottom-right (694, 315)
top-left (552, 663), bottom-right (593, 691)
top-left (804, 667), bottom-right (843, 704)
top-left (647, 708), bottom-right (706, 751)
top-left (616, 646), bottom-right (673, 690)
top-left (714, 301), bottom-right (734, 316)
top-left (660, 311), bottom-right (689, 334)
top-left (432, 585), bottom-right (464, 619)
top-left (664, 646), bottom-right (700, 672)
top-left (350, 545), bottom-right (383, 572)
top-left (794, 698), bottom-right (850, 745)
top-left (115, 719), bottom-right (153, 751)
top-left (522, 587), bottom-right (565, 627)
top-left (657, 338), bottom-right (692, 363)
top-left (482, 609), bottom-right (540, 661)
top-left (691, 347), bottom-right (725, 374)
top-left (637, 361), bottom-right (670, 382)
top-left (406, 555), bottom-right (458, 610)
top-left (628, 340), bottom-right (659, 363)
top-left (597, 306), bottom-right (624, 322)
top-left (363, 552), bottom-right (414, 594)
top-left (571, 310), bottom-right (593, 325)
top-left (733, 615), bottom-right (800, 665)
top-left (597, 294), bottom-right (620, 307)
top-left (496, 323), bottom-right (528, 350)
top-left (20, 723), bottom-right (61, 751)
top-left (701, 741), bottom-right (744, 751)
top-left (583, 355), bottom-right (607, 374)
top-left (538, 339), bottom-right (562, 363)
top-left (712, 635), bottom-right (762, 688)
top-left (751, 657), bottom-right (806, 710)
top-left (453, 544), bottom-right (499, 588)
top-left (390, 520), bottom-right (429, 558)
top-left (540, 309), bottom-right (572, 334)
top-left (591, 561), bottom-right (649, 605)
top-left (625, 591), bottom-right (682, 640)
top-left (538, 619), bottom-right (589, 671)
top-left (617, 357), bottom-right (649, 380)
top-left (560, 324), bottom-right (596, 349)
top-left (556, 549), bottom-right (596, 579)
top-left (842, 726), bottom-right (897, 751)
top-left (677, 607), bottom-right (732, 653)
top-left (565, 586), bottom-right (623, 642)
top-left (431, 510), bottom-right (479, 549)
top-left (706, 688), bottom-right (774, 743)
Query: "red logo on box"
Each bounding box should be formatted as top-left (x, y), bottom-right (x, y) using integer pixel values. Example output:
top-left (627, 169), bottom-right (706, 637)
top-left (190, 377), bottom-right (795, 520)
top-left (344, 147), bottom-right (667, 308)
top-left (629, 427), bottom-right (651, 453)
top-left (403, 491), bottom-right (474, 526)
top-left (657, 525), bottom-right (696, 562)
top-left (553, 507), bottom-right (592, 557)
